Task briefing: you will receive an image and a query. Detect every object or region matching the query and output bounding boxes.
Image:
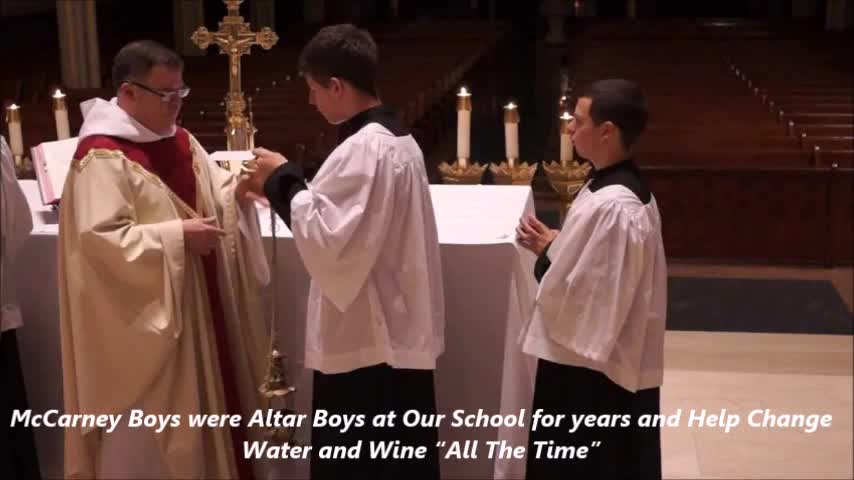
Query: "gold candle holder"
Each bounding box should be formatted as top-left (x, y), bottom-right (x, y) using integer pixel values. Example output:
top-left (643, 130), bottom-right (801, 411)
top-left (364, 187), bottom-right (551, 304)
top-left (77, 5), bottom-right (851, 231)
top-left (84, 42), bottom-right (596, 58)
top-left (489, 160), bottom-right (538, 186)
top-left (543, 159), bottom-right (591, 223)
top-left (439, 159), bottom-right (486, 184)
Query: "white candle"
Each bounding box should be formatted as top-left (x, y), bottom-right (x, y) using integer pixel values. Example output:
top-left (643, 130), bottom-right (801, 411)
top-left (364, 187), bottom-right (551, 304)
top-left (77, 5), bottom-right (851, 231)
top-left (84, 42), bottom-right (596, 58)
top-left (559, 111), bottom-right (573, 167)
top-left (53, 89), bottom-right (71, 140)
top-left (6, 104), bottom-right (24, 160)
top-left (503, 102), bottom-right (519, 167)
top-left (456, 87), bottom-right (471, 168)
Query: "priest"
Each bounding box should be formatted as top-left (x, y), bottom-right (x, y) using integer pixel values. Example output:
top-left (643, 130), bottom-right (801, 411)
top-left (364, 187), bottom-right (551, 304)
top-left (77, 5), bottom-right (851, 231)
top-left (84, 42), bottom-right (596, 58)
top-left (245, 24), bottom-right (445, 480)
top-left (58, 40), bottom-right (270, 479)
top-left (517, 79), bottom-right (666, 479)
top-left (1, 135), bottom-right (41, 479)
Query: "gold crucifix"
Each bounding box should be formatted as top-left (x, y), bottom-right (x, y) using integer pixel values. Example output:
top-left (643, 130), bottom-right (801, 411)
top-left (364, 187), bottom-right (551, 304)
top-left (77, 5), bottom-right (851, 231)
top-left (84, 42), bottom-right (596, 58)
top-left (191, 0), bottom-right (278, 151)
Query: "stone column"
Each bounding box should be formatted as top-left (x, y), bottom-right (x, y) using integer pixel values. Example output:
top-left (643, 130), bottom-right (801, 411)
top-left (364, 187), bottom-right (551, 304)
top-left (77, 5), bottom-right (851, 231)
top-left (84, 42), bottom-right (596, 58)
top-left (173, 0), bottom-right (205, 57)
top-left (56, 0), bottom-right (101, 88)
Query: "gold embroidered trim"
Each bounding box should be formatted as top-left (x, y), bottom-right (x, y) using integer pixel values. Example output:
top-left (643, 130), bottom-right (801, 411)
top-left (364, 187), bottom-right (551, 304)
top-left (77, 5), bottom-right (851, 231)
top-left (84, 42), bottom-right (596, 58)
top-left (77, 148), bottom-right (202, 220)
top-left (72, 148), bottom-right (119, 171)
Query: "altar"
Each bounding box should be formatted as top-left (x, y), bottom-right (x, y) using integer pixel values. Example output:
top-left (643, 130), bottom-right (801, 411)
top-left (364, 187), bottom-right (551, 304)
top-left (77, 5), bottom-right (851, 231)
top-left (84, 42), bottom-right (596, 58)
top-left (14, 181), bottom-right (539, 480)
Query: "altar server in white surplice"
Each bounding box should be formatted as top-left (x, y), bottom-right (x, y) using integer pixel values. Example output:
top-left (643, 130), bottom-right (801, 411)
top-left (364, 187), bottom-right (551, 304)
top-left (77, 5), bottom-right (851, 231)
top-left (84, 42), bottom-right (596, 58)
top-left (1, 136), bottom-right (41, 479)
top-left (246, 24), bottom-right (444, 480)
top-left (517, 79), bottom-right (666, 480)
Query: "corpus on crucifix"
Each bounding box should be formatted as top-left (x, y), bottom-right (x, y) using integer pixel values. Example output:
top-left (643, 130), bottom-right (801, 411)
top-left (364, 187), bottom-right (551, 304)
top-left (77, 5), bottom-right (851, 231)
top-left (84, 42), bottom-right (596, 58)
top-left (191, 0), bottom-right (278, 152)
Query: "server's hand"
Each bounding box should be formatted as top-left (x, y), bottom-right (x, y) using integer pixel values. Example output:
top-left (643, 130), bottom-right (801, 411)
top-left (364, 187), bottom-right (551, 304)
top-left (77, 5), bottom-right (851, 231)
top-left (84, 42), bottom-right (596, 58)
top-left (235, 175), bottom-right (269, 208)
top-left (516, 215), bottom-right (558, 255)
top-left (247, 147), bottom-right (288, 194)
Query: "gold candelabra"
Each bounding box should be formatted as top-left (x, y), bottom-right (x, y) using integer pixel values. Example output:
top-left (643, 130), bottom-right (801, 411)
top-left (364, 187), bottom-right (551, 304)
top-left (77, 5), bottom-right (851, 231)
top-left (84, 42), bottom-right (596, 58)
top-left (543, 159), bottom-right (590, 223)
top-left (438, 160), bottom-right (486, 184)
top-left (191, 0), bottom-right (278, 151)
top-left (489, 161), bottom-right (538, 185)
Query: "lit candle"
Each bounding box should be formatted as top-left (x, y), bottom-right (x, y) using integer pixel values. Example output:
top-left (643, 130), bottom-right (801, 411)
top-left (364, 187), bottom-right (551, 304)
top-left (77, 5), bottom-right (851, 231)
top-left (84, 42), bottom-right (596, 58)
top-left (5, 104), bottom-right (24, 166)
top-left (456, 87), bottom-right (472, 168)
top-left (53, 89), bottom-right (71, 140)
top-left (558, 95), bottom-right (569, 115)
top-left (559, 111), bottom-right (574, 167)
top-left (503, 102), bottom-right (519, 167)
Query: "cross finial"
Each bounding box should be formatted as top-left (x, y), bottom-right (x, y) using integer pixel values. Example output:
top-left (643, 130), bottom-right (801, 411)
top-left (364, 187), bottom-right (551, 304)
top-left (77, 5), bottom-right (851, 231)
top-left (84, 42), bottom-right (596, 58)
top-left (190, 0), bottom-right (279, 151)
top-left (225, 0), bottom-right (244, 18)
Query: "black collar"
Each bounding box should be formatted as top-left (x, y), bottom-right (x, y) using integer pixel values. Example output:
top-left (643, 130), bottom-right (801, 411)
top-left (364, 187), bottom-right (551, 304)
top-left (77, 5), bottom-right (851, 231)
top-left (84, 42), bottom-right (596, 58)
top-left (340, 104), bottom-right (409, 140)
top-left (591, 157), bottom-right (639, 179)
top-left (588, 157), bottom-right (651, 204)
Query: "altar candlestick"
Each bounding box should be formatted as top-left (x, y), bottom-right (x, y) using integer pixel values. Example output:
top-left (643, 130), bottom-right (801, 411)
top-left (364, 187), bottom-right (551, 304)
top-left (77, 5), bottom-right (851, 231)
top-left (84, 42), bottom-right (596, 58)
top-left (53, 89), bottom-right (71, 140)
top-left (5, 104), bottom-right (24, 167)
top-left (504, 102), bottom-right (519, 167)
top-left (456, 87), bottom-right (472, 168)
top-left (559, 111), bottom-right (574, 167)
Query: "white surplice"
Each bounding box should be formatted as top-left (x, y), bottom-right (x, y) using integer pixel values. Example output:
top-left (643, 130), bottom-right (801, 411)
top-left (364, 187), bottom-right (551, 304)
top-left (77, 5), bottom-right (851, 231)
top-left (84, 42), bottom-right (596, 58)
top-left (1, 135), bottom-right (33, 333)
top-left (521, 184), bottom-right (667, 392)
top-left (290, 123), bottom-right (445, 374)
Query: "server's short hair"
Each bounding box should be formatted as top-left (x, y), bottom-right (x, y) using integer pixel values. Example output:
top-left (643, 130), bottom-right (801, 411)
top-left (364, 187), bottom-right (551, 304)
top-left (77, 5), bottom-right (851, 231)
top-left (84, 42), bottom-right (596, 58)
top-left (581, 79), bottom-right (648, 150)
top-left (298, 24), bottom-right (378, 97)
top-left (112, 40), bottom-right (183, 91)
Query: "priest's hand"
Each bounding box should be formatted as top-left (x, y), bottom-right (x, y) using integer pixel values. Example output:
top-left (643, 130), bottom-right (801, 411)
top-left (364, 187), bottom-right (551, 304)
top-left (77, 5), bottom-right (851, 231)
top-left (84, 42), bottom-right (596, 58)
top-left (183, 216), bottom-right (226, 255)
top-left (516, 215), bottom-right (559, 256)
top-left (247, 147), bottom-right (288, 195)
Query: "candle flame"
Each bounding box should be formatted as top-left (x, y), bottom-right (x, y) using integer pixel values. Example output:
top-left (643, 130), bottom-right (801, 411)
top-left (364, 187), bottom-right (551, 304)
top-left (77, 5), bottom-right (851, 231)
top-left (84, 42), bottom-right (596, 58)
top-left (505, 102), bottom-right (517, 110)
top-left (458, 86), bottom-right (470, 96)
top-left (53, 89), bottom-right (65, 98)
top-left (8, 104), bottom-right (19, 110)
top-left (560, 112), bottom-right (573, 120)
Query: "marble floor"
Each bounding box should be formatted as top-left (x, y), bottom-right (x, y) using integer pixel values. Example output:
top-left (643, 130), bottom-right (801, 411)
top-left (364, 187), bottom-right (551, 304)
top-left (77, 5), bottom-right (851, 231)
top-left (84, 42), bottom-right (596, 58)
top-left (661, 264), bottom-right (853, 479)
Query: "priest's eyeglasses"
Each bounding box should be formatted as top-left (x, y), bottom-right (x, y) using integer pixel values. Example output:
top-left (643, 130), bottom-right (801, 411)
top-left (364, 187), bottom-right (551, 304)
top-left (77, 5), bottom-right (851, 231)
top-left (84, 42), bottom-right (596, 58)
top-left (126, 81), bottom-right (191, 102)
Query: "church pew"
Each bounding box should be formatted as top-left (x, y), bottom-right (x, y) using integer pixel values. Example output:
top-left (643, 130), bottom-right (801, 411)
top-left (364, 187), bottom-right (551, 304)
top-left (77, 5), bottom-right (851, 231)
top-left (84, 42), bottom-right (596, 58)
top-left (645, 166), bottom-right (833, 263)
top-left (829, 167), bottom-right (854, 264)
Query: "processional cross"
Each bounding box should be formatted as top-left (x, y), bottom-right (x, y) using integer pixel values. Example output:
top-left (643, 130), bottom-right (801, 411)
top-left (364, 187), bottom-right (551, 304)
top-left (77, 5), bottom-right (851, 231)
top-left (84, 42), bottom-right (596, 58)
top-left (192, 1), bottom-right (297, 443)
top-left (191, 0), bottom-right (278, 150)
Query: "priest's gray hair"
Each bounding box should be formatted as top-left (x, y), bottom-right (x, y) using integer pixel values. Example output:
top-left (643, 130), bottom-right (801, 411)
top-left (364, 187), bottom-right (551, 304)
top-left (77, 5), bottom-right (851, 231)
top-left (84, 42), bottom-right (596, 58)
top-left (298, 24), bottom-right (379, 97)
top-left (112, 40), bottom-right (184, 91)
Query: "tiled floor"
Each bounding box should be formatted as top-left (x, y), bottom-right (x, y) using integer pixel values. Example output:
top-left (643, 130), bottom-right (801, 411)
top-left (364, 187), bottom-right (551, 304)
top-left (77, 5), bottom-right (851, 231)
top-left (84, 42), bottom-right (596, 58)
top-left (662, 263), bottom-right (853, 479)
